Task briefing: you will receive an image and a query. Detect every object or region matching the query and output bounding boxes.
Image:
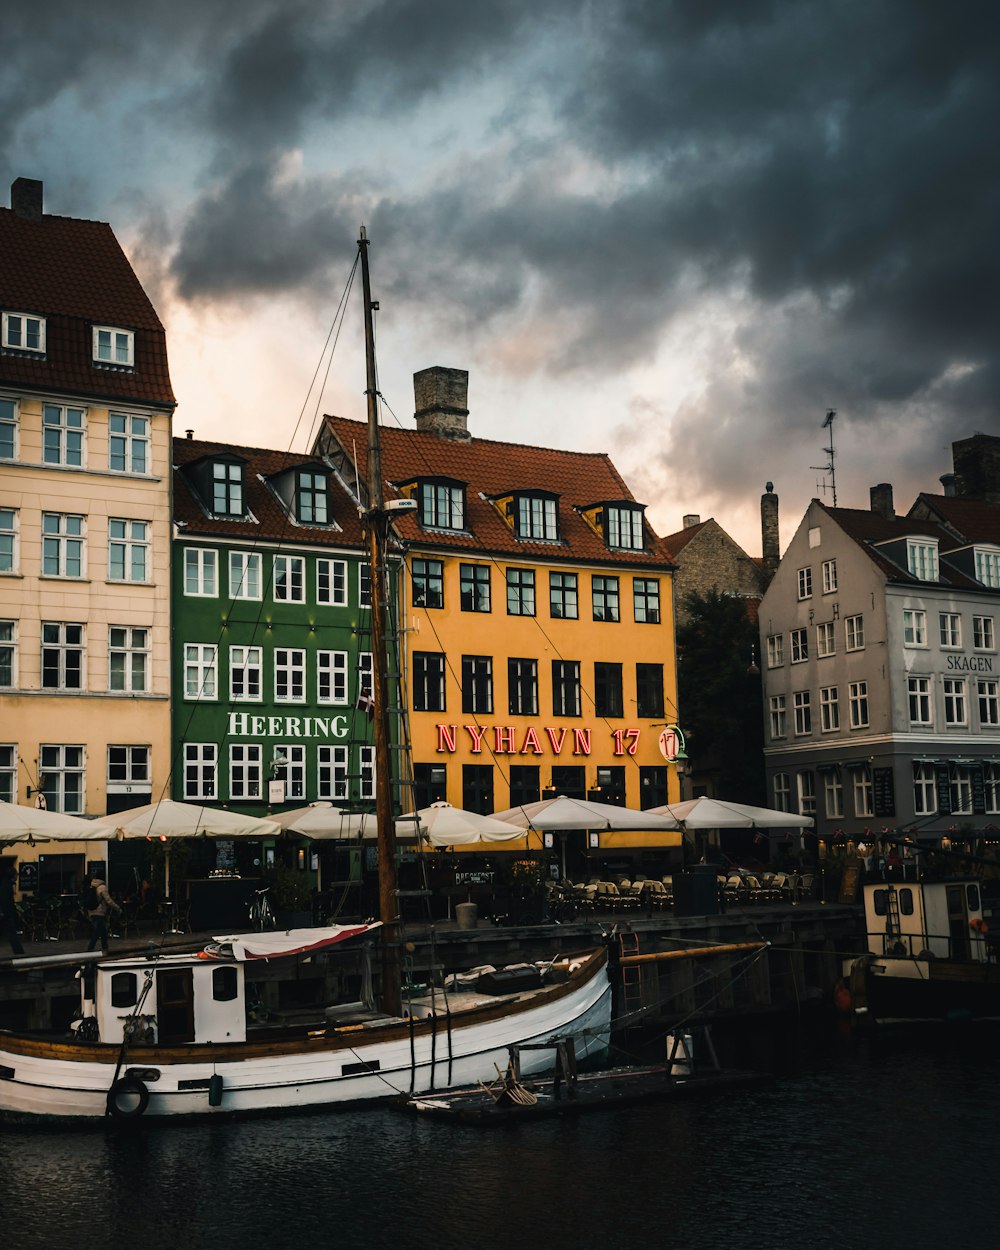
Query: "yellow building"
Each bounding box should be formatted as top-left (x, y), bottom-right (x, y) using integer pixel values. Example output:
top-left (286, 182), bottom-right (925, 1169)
top-left (0, 178), bottom-right (175, 894)
top-left (318, 367), bottom-right (682, 871)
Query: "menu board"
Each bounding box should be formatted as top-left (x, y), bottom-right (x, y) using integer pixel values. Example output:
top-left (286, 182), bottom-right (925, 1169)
top-left (873, 768), bottom-right (896, 817)
top-left (935, 765), bottom-right (952, 815)
top-left (972, 765), bottom-right (986, 816)
top-left (838, 862), bottom-right (861, 904)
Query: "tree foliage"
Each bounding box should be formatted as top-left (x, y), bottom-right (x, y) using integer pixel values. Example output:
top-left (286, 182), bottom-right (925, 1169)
top-left (676, 588), bottom-right (764, 804)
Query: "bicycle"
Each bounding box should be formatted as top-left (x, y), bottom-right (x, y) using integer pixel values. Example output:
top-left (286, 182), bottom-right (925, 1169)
top-left (248, 886), bottom-right (276, 932)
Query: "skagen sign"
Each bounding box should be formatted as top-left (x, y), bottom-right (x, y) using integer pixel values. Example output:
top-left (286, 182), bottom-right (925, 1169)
top-left (435, 724), bottom-right (644, 757)
top-left (228, 713), bottom-right (350, 739)
top-left (945, 655), bottom-right (993, 672)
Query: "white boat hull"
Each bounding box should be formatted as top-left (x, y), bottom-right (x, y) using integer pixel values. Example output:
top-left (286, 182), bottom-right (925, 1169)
top-left (0, 952), bottom-right (611, 1121)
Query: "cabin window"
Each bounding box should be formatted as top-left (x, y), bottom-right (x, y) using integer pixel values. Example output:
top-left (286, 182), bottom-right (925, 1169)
top-left (967, 884), bottom-right (981, 912)
top-left (899, 888), bottom-right (914, 916)
top-left (213, 966), bottom-right (238, 1002)
top-left (110, 972), bottom-right (138, 1008)
top-left (873, 889), bottom-right (888, 917)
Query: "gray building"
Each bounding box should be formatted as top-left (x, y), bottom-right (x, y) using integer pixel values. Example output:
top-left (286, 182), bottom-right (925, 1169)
top-left (759, 469), bottom-right (1000, 845)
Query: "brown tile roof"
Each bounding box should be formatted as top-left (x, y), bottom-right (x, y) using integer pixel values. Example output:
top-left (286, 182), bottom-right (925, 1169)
top-left (173, 437), bottom-right (367, 549)
top-left (659, 519), bottom-right (708, 556)
top-left (0, 207), bottom-right (174, 408)
top-left (821, 502), bottom-right (985, 589)
top-left (909, 493), bottom-right (1000, 545)
top-left (320, 415), bottom-right (675, 568)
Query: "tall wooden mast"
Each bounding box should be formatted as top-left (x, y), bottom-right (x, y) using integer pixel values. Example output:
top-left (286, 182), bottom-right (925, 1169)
top-left (358, 227), bottom-right (401, 1016)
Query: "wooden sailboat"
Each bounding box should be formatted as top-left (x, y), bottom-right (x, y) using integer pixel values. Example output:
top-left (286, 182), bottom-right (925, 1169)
top-left (0, 230), bottom-right (611, 1122)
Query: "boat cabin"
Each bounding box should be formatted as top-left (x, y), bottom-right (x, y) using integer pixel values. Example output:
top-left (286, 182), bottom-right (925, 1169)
top-left (84, 952), bottom-right (247, 1047)
top-left (863, 878), bottom-right (988, 963)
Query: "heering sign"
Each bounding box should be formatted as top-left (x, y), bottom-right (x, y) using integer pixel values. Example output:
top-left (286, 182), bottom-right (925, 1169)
top-left (435, 724), bottom-right (642, 757)
top-left (228, 712), bottom-right (350, 739)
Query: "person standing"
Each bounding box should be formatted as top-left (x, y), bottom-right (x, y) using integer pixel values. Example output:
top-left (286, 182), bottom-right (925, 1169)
top-left (0, 860), bottom-right (25, 956)
top-left (86, 871), bottom-right (121, 953)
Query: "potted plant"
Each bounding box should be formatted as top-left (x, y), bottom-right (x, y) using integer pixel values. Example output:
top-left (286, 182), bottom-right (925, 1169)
top-left (261, 862), bottom-right (313, 928)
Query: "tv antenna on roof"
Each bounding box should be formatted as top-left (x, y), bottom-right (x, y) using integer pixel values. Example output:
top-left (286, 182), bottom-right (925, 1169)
top-left (811, 409), bottom-right (838, 505)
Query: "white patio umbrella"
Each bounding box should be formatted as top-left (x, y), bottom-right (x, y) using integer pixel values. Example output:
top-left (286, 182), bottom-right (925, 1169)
top-left (646, 797), bottom-right (814, 829)
top-left (491, 794), bottom-right (681, 877)
top-left (0, 800), bottom-right (109, 843)
top-left (90, 800), bottom-right (282, 897)
top-left (395, 802), bottom-right (526, 848)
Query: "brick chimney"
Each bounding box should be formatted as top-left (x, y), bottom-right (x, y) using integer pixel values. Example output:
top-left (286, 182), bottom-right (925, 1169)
top-left (11, 177), bottom-right (43, 221)
top-left (870, 483), bottom-right (894, 519)
top-left (951, 433), bottom-right (1000, 505)
top-left (682, 514), bottom-right (700, 529)
top-left (413, 367), bottom-right (470, 440)
top-left (761, 482), bottom-right (780, 580)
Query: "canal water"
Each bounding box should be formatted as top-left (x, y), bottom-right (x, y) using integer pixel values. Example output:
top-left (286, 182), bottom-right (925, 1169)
top-left (4, 1016), bottom-right (998, 1250)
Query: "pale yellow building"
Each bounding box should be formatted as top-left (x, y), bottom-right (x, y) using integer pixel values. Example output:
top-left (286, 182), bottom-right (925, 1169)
top-left (1, 178), bottom-right (175, 894)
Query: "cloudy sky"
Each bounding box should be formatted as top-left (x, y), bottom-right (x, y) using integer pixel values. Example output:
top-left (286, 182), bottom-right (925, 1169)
top-left (4, 1), bottom-right (997, 551)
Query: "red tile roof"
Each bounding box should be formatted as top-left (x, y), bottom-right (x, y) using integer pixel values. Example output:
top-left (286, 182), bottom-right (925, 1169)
top-left (909, 493), bottom-right (1000, 545)
top-left (173, 437), bottom-right (367, 549)
top-left (320, 415), bottom-right (675, 568)
top-left (659, 519), bottom-right (709, 556)
top-left (821, 502), bottom-right (985, 589)
top-left (0, 207), bottom-right (174, 408)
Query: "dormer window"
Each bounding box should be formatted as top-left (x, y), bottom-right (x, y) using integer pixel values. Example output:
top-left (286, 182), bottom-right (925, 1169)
top-left (2, 311), bottom-right (45, 353)
top-left (297, 471), bottom-right (328, 524)
top-left (975, 547), bottom-right (1000, 589)
top-left (606, 504), bottom-right (644, 551)
top-left (516, 493), bottom-right (558, 541)
top-left (93, 326), bottom-right (134, 367)
top-left (213, 461), bottom-right (244, 516)
top-left (906, 538), bottom-right (938, 581)
top-left (419, 479), bottom-right (466, 531)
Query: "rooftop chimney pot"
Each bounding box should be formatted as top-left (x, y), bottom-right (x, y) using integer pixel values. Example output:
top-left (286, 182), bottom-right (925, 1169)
top-left (870, 483), bottom-right (895, 519)
top-left (682, 514), bottom-right (701, 529)
top-left (761, 483), bottom-right (780, 581)
top-left (11, 177), bottom-right (43, 221)
top-left (414, 367), bottom-right (470, 440)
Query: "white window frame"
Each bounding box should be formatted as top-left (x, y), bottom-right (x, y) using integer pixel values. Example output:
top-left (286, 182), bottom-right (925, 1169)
top-left (845, 614), bottom-right (864, 651)
top-left (317, 745), bottom-right (349, 801)
top-left (212, 461), bottom-right (244, 517)
top-left (0, 620), bottom-right (17, 689)
top-left (42, 403), bottom-right (86, 467)
top-left (973, 615), bottom-right (996, 651)
top-left (903, 609), bottom-right (927, 647)
top-left (853, 766), bottom-right (873, 818)
top-left (358, 562), bottom-right (372, 609)
top-left (108, 412), bottom-right (149, 473)
top-left (39, 743), bottom-right (84, 814)
top-left (908, 675), bottom-right (932, 726)
top-left (358, 651), bottom-right (373, 703)
top-left (184, 643), bottom-right (218, 700)
top-left (93, 326), bottom-right (134, 367)
top-left (317, 650), bottom-right (348, 705)
top-left (985, 763), bottom-right (1000, 814)
top-left (229, 645), bottom-right (263, 702)
top-left (606, 505), bottom-right (643, 551)
top-left (316, 558), bottom-right (348, 606)
top-left (273, 744), bottom-right (306, 801)
top-left (108, 626), bottom-right (149, 693)
top-left (41, 622), bottom-right (84, 690)
top-left (273, 555), bottom-right (305, 604)
top-left (796, 771), bottom-right (816, 817)
top-left (0, 396), bottom-right (17, 461)
top-left (816, 621), bottom-right (835, 658)
top-left (974, 547), bottom-right (1000, 589)
top-left (769, 694), bottom-right (786, 738)
top-left (821, 559), bottom-right (837, 594)
top-left (819, 685), bottom-right (840, 732)
top-left (950, 765), bottom-right (973, 815)
top-left (0, 743), bottom-right (16, 804)
top-left (229, 744), bottom-right (262, 801)
top-left (359, 745), bottom-right (375, 800)
top-left (977, 679), bottom-right (1000, 727)
top-left (943, 677), bottom-right (967, 727)
top-left (420, 482), bottom-right (465, 531)
top-left (913, 764), bottom-right (937, 816)
top-left (938, 612), bottom-right (962, 649)
top-left (42, 512), bottom-right (85, 578)
top-left (0, 506), bottom-right (17, 574)
top-left (184, 548), bottom-right (218, 597)
top-left (228, 551), bottom-right (262, 601)
top-left (517, 494), bottom-right (559, 542)
top-left (790, 628), bottom-right (808, 663)
top-left (274, 648), bottom-right (306, 703)
top-left (849, 680), bottom-right (869, 729)
top-left (107, 745), bottom-right (150, 797)
top-left (797, 567), bottom-right (812, 600)
top-left (772, 773), bottom-right (791, 812)
top-left (767, 634), bottom-right (784, 668)
top-left (823, 771), bottom-right (844, 819)
top-left (184, 743), bottom-right (217, 801)
top-left (793, 690), bottom-right (811, 736)
top-left (2, 311), bottom-right (45, 353)
top-left (107, 519), bottom-right (149, 583)
top-left (907, 539), bottom-right (939, 582)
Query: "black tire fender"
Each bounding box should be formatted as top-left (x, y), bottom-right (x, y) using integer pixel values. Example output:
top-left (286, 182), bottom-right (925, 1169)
top-left (107, 1074), bottom-right (150, 1119)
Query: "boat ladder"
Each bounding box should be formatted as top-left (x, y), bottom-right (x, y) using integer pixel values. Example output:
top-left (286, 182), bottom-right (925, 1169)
top-left (883, 887), bottom-right (902, 955)
top-left (618, 927), bottom-right (644, 1024)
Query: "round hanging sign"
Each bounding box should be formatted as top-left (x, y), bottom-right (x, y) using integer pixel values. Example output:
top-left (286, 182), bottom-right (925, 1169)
top-left (657, 725), bottom-right (686, 762)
